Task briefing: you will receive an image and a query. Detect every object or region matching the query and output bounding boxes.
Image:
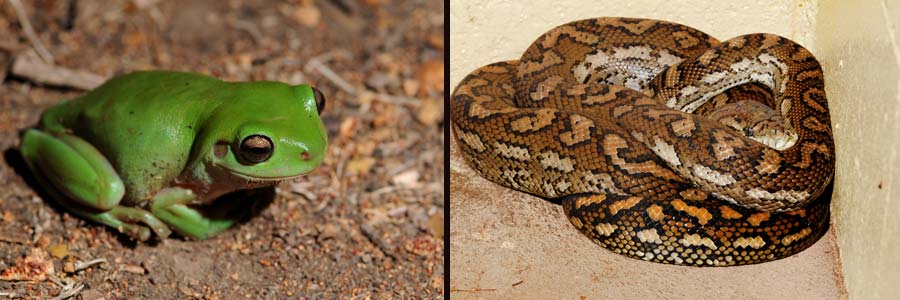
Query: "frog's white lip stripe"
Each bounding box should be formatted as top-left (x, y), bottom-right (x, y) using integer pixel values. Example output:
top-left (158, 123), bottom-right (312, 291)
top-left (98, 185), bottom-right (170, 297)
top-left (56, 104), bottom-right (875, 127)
top-left (227, 169), bottom-right (311, 182)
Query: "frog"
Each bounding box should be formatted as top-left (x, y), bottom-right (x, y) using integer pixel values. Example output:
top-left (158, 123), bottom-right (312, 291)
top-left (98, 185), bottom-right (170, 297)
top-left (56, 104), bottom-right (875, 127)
top-left (19, 70), bottom-right (328, 241)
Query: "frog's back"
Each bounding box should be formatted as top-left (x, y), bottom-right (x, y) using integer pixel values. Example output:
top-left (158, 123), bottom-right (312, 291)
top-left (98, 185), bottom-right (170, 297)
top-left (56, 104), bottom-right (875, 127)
top-left (41, 71), bottom-right (225, 203)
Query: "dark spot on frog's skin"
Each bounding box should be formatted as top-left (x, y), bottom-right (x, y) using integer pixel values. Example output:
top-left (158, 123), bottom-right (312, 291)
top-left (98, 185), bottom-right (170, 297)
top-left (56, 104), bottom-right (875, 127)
top-left (130, 111), bottom-right (135, 115)
top-left (188, 125), bottom-right (193, 129)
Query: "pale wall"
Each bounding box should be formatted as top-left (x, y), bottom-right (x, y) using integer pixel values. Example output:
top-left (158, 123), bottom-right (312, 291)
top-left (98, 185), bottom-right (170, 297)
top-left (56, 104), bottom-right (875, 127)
top-left (816, 1), bottom-right (900, 299)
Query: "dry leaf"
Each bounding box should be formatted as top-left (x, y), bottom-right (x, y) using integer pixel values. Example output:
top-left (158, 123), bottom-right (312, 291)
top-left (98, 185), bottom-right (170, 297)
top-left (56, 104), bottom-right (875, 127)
top-left (416, 60), bottom-right (444, 96)
top-left (416, 97), bottom-right (442, 125)
top-left (292, 4), bottom-right (321, 28)
top-left (48, 243), bottom-right (68, 259)
top-left (0, 248), bottom-right (55, 281)
top-left (346, 158), bottom-right (376, 175)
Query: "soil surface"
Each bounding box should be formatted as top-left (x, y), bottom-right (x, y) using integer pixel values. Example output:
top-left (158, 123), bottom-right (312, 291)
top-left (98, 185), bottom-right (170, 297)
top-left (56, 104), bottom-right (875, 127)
top-left (0, 0), bottom-right (444, 299)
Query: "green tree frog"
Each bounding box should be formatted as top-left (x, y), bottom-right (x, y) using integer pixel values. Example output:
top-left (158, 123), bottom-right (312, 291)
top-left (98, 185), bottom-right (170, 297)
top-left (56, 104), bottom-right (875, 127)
top-left (20, 71), bottom-right (328, 241)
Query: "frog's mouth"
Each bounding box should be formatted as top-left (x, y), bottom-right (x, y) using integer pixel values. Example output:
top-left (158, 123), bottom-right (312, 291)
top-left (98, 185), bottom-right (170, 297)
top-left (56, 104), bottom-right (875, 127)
top-left (226, 168), bottom-right (310, 183)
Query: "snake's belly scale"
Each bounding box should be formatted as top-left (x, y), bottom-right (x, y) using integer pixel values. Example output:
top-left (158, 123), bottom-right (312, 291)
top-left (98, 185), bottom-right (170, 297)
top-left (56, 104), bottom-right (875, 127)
top-left (451, 18), bottom-right (834, 266)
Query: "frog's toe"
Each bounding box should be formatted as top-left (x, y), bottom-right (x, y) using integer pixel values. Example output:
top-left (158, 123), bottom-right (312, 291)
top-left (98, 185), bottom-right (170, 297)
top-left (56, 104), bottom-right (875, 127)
top-left (100, 206), bottom-right (172, 240)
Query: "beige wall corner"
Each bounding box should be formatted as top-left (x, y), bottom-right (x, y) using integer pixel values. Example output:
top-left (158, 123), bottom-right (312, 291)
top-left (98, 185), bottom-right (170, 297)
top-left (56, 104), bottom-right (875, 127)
top-left (816, 0), bottom-right (900, 299)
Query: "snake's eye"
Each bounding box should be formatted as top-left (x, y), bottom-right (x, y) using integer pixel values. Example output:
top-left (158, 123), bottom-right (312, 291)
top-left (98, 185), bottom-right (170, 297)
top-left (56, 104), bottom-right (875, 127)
top-left (239, 135), bottom-right (274, 163)
top-left (312, 87), bottom-right (326, 115)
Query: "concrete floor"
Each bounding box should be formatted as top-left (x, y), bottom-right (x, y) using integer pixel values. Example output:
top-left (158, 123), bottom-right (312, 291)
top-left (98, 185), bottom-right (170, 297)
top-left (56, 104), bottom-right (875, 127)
top-left (449, 136), bottom-right (847, 299)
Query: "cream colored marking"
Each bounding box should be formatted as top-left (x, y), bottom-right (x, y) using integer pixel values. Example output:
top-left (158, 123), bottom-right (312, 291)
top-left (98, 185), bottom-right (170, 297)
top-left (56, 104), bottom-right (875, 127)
top-left (603, 134), bottom-right (682, 181)
top-left (510, 109), bottom-right (556, 132)
top-left (668, 253), bottom-right (684, 264)
top-left (613, 45), bottom-right (653, 60)
top-left (671, 199), bottom-right (712, 225)
top-left (555, 180), bottom-right (572, 193)
top-left (539, 151), bottom-right (575, 172)
top-left (733, 236), bottom-right (766, 249)
top-left (670, 119), bottom-right (695, 137)
top-left (650, 136), bottom-right (682, 167)
top-left (595, 223), bottom-right (617, 236)
top-left (467, 101), bottom-right (517, 118)
top-left (630, 131), bottom-right (646, 143)
top-left (493, 142), bottom-right (530, 160)
top-left (560, 115), bottom-right (595, 146)
top-left (713, 142), bottom-right (735, 161)
top-left (730, 58), bottom-right (752, 71)
top-left (701, 71), bottom-right (728, 84)
top-left (745, 188), bottom-right (810, 204)
top-left (656, 49), bottom-right (683, 66)
top-left (500, 169), bottom-right (531, 190)
top-left (582, 172), bottom-right (626, 195)
top-left (530, 75), bottom-right (563, 101)
top-left (678, 85), bottom-right (699, 97)
top-left (542, 182), bottom-right (559, 198)
top-left (646, 205), bottom-right (665, 221)
top-left (756, 149), bottom-right (782, 174)
top-left (608, 197), bottom-right (642, 215)
top-left (711, 192), bottom-right (740, 206)
top-left (780, 98), bottom-right (792, 115)
top-left (692, 165), bottom-right (737, 186)
top-left (758, 53), bottom-right (788, 92)
top-left (612, 104), bottom-right (633, 117)
top-left (457, 130), bottom-right (486, 152)
top-left (781, 228), bottom-right (813, 246)
top-left (636, 229), bottom-right (663, 244)
top-left (574, 50), bottom-right (612, 83)
top-left (643, 252), bottom-right (655, 261)
top-left (679, 233), bottom-right (718, 250)
top-left (746, 212), bottom-right (771, 226)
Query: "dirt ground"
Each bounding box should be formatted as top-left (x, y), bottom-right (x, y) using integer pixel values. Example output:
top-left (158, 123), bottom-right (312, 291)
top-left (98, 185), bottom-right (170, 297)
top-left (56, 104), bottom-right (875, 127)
top-left (0, 0), bottom-right (444, 299)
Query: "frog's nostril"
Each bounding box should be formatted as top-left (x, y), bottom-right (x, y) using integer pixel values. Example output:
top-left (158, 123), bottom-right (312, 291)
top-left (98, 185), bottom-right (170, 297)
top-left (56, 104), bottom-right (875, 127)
top-left (300, 151), bottom-right (310, 160)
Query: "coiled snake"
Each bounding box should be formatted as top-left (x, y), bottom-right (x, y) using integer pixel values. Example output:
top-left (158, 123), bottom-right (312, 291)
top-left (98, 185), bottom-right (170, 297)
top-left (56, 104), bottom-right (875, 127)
top-left (450, 18), bottom-right (834, 266)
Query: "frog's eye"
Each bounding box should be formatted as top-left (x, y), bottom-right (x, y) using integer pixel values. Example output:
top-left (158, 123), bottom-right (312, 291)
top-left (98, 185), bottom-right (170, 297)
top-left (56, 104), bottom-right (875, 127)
top-left (312, 87), bottom-right (326, 115)
top-left (239, 135), bottom-right (274, 163)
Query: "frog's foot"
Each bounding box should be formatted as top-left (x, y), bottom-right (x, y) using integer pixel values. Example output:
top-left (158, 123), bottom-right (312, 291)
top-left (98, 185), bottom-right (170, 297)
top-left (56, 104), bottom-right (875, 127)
top-left (151, 188), bottom-right (237, 240)
top-left (81, 205), bottom-right (172, 241)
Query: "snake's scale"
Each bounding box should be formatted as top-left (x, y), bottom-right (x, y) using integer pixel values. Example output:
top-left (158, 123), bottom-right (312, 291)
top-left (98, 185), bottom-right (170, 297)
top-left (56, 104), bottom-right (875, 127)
top-left (450, 18), bottom-right (834, 266)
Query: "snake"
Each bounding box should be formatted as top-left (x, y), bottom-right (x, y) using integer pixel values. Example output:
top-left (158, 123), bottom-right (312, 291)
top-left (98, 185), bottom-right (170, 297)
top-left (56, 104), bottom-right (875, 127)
top-left (450, 18), bottom-right (835, 266)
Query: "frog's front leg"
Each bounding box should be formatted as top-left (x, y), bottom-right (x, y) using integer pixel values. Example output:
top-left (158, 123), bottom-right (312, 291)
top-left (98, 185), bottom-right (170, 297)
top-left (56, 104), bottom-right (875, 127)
top-left (150, 188), bottom-right (237, 240)
top-left (20, 129), bottom-right (172, 240)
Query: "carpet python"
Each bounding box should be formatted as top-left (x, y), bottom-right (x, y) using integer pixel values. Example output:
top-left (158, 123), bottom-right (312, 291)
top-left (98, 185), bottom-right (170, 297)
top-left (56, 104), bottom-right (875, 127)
top-left (450, 18), bottom-right (835, 266)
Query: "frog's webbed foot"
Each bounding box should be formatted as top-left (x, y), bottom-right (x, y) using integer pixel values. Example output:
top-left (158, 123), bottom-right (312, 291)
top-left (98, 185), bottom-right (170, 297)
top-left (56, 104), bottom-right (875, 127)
top-left (151, 188), bottom-right (237, 240)
top-left (20, 129), bottom-right (172, 241)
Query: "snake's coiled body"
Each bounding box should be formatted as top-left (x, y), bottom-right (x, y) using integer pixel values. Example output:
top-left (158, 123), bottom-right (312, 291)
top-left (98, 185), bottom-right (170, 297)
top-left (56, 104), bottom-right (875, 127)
top-left (451, 18), bottom-right (834, 266)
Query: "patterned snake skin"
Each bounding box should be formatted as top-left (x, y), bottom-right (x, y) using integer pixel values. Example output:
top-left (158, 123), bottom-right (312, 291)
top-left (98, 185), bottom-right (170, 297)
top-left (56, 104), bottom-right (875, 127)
top-left (450, 18), bottom-right (835, 266)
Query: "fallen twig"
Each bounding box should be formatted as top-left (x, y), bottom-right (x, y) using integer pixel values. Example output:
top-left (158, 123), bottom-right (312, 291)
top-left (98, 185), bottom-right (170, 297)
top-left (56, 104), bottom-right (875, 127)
top-left (74, 258), bottom-right (107, 272)
top-left (47, 275), bottom-right (84, 300)
top-left (8, 0), bottom-right (54, 64)
top-left (305, 51), bottom-right (421, 106)
top-left (11, 51), bottom-right (107, 90)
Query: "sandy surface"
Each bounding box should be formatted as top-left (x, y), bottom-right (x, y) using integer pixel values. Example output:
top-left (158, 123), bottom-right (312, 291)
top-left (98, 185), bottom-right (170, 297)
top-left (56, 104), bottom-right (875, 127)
top-left (0, 1), bottom-right (443, 298)
top-left (449, 135), bottom-right (846, 300)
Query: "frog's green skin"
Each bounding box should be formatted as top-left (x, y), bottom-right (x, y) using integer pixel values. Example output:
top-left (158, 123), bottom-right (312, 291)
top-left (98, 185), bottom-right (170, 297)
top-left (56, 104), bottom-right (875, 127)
top-left (20, 71), bottom-right (328, 241)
